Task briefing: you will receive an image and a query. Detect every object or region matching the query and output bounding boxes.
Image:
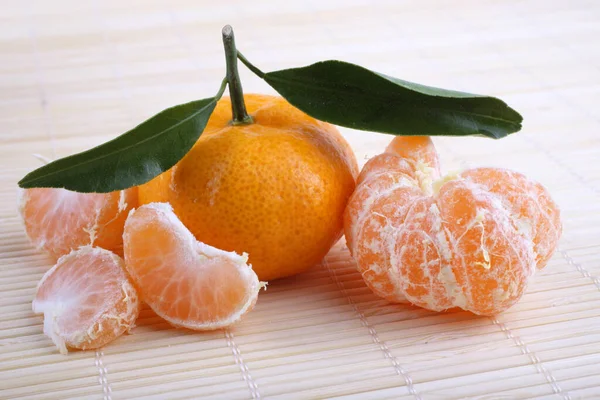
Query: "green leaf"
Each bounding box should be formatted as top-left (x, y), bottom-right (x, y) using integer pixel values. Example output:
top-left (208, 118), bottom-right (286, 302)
top-left (18, 97), bottom-right (219, 193)
top-left (260, 60), bottom-right (522, 138)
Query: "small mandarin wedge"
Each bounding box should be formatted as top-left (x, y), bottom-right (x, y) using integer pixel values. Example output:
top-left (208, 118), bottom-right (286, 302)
top-left (20, 187), bottom-right (137, 259)
top-left (123, 202), bottom-right (264, 330)
top-left (33, 246), bottom-right (141, 354)
top-left (344, 136), bottom-right (562, 316)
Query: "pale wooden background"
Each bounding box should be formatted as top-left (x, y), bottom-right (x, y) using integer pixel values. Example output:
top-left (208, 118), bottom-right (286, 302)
top-left (1, 0), bottom-right (600, 399)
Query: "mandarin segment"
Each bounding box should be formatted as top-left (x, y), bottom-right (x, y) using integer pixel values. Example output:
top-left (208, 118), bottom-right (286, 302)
top-left (19, 187), bottom-right (137, 259)
top-left (434, 179), bottom-right (536, 314)
top-left (32, 246), bottom-right (140, 354)
top-left (460, 168), bottom-right (562, 268)
top-left (138, 94), bottom-right (358, 281)
top-left (123, 203), bottom-right (263, 330)
top-left (344, 136), bottom-right (561, 316)
top-left (385, 135), bottom-right (442, 180)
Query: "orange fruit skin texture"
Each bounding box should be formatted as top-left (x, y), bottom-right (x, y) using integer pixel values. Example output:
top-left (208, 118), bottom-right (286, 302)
top-left (123, 203), bottom-right (262, 330)
top-left (20, 187), bottom-right (137, 259)
top-left (139, 94), bottom-right (359, 281)
top-left (33, 246), bottom-right (140, 353)
top-left (344, 136), bottom-right (562, 316)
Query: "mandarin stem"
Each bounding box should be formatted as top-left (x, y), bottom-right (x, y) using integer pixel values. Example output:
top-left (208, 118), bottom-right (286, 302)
top-left (222, 25), bottom-right (252, 125)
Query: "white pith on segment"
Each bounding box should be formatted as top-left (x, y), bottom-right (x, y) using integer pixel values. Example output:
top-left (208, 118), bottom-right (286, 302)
top-left (123, 203), bottom-right (263, 330)
top-left (21, 189), bottom-right (103, 253)
top-left (32, 246), bottom-right (140, 354)
top-left (19, 188), bottom-right (133, 257)
top-left (345, 139), bottom-right (561, 315)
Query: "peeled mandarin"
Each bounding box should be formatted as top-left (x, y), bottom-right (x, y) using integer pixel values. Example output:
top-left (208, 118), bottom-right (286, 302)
top-left (344, 136), bottom-right (562, 315)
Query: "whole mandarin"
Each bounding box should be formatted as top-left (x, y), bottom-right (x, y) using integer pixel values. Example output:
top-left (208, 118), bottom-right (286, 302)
top-left (139, 94), bottom-right (358, 281)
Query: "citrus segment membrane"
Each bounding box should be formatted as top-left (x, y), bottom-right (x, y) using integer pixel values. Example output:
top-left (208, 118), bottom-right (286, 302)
top-left (32, 246), bottom-right (140, 353)
top-left (19, 187), bottom-right (136, 259)
top-left (123, 203), bottom-right (263, 330)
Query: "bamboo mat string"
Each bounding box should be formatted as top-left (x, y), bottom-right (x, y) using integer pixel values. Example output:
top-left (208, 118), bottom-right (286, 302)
top-left (95, 350), bottom-right (113, 400)
top-left (225, 330), bottom-right (261, 399)
top-left (491, 317), bottom-right (568, 399)
top-left (559, 250), bottom-right (600, 291)
top-left (322, 256), bottom-right (421, 400)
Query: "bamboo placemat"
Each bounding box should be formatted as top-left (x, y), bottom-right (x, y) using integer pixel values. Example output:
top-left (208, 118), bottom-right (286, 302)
top-left (1, 0), bottom-right (599, 398)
